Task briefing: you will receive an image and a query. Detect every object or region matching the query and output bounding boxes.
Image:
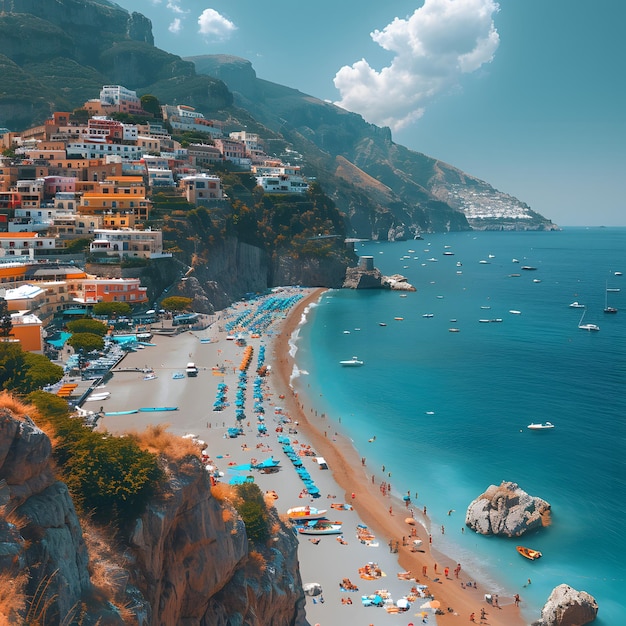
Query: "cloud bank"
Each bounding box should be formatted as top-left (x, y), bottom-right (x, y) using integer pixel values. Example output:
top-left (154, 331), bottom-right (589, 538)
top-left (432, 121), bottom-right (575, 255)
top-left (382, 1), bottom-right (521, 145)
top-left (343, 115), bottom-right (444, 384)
top-left (334, 0), bottom-right (500, 131)
top-left (198, 8), bottom-right (237, 41)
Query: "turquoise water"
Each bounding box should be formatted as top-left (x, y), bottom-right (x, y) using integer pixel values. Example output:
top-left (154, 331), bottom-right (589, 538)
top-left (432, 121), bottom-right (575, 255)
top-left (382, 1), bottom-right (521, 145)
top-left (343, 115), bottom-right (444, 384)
top-left (292, 228), bottom-right (626, 624)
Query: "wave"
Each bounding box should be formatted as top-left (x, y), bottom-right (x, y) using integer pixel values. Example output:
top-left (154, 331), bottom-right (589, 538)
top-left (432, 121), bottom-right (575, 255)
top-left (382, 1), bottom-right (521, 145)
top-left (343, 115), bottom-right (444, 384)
top-left (289, 364), bottom-right (309, 387)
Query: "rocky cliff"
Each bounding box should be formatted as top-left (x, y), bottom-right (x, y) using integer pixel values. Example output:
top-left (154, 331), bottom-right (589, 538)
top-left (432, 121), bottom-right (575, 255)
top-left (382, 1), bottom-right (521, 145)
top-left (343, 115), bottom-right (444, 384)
top-left (534, 584), bottom-right (598, 626)
top-left (0, 400), bottom-right (307, 625)
top-left (465, 481), bottom-right (551, 537)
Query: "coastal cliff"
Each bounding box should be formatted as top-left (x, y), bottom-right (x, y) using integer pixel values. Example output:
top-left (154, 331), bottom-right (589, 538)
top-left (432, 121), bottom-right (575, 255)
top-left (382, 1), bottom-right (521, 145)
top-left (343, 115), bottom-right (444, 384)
top-left (0, 400), bottom-right (306, 625)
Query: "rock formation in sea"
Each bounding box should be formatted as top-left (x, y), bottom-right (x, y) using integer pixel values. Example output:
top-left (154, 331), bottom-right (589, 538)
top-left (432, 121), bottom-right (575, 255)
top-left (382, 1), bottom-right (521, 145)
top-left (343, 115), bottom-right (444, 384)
top-left (465, 481), bottom-right (551, 536)
top-left (532, 584), bottom-right (598, 626)
top-left (0, 402), bottom-right (306, 625)
top-left (343, 257), bottom-right (416, 290)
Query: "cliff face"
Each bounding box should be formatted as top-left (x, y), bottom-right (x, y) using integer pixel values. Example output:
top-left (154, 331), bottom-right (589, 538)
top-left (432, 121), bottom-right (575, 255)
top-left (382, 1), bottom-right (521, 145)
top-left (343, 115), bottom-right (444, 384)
top-left (0, 408), bottom-right (117, 624)
top-left (128, 455), bottom-right (306, 626)
top-left (0, 405), bottom-right (307, 625)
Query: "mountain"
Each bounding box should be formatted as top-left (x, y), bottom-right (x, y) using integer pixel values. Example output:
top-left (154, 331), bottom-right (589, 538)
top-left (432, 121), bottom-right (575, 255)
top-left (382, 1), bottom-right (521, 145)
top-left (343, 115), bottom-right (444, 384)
top-left (0, 1), bottom-right (556, 236)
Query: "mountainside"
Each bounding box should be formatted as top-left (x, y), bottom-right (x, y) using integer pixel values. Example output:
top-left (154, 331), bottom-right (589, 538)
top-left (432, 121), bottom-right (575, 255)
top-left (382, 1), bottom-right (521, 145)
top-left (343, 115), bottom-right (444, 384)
top-left (189, 55), bottom-right (557, 236)
top-left (0, 1), bottom-right (556, 237)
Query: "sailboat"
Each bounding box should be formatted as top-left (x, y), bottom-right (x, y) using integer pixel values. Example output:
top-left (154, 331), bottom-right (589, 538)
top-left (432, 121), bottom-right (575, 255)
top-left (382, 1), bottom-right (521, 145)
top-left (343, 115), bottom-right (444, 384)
top-left (578, 307), bottom-right (600, 331)
top-left (604, 281), bottom-right (618, 314)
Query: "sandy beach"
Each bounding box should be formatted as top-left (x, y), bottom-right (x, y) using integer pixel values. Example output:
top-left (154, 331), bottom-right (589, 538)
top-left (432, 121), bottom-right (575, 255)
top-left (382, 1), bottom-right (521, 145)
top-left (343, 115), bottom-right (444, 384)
top-left (96, 288), bottom-right (528, 626)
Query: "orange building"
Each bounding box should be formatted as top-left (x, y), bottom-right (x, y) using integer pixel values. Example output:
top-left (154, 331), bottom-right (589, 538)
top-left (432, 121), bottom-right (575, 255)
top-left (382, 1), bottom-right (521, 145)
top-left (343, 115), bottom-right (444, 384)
top-left (71, 277), bottom-right (148, 305)
top-left (9, 313), bottom-right (44, 353)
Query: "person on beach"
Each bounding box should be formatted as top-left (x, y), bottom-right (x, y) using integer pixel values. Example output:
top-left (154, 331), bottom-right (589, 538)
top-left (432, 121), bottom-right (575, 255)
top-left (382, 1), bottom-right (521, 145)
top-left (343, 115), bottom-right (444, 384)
top-left (514, 593), bottom-right (520, 606)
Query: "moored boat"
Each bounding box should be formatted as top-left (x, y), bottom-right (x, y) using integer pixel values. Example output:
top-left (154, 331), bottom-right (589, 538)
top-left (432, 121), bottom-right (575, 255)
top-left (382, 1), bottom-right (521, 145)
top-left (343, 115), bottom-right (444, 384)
top-left (287, 506), bottom-right (328, 521)
top-left (340, 356), bottom-right (364, 367)
top-left (527, 422), bottom-right (555, 430)
top-left (516, 545), bottom-right (542, 560)
top-left (297, 520), bottom-right (343, 535)
top-left (139, 406), bottom-right (178, 412)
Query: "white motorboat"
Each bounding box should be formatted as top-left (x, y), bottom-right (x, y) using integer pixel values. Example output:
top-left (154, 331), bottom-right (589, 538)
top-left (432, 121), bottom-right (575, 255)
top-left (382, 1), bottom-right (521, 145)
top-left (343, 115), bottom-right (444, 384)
top-left (528, 422), bottom-right (555, 430)
top-left (287, 506), bottom-right (328, 521)
top-left (340, 356), bottom-right (364, 367)
top-left (569, 301), bottom-right (585, 308)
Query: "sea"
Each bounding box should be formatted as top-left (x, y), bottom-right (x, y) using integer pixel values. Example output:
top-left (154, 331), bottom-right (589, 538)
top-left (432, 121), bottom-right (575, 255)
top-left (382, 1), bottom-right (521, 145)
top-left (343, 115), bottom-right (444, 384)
top-left (290, 227), bottom-right (625, 624)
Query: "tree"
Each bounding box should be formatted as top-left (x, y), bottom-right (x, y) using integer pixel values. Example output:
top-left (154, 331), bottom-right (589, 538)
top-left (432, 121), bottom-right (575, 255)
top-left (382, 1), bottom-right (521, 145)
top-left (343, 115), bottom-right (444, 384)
top-left (161, 296), bottom-right (193, 312)
top-left (64, 238), bottom-right (91, 253)
top-left (67, 332), bottom-right (104, 353)
top-left (0, 343), bottom-right (26, 391)
top-left (140, 94), bottom-right (161, 117)
top-left (92, 301), bottom-right (132, 317)
top-left (21, 354), bottom-right (64, 392)
top-left (0, 298), bottom-right (13, 338)
top-left (67, 318), bottom-right (108, 337)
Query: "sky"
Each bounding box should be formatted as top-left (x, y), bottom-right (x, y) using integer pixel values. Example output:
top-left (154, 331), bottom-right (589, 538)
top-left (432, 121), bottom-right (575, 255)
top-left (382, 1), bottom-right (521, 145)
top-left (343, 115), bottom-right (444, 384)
top-left (112, 0), bottom-right (626, 227)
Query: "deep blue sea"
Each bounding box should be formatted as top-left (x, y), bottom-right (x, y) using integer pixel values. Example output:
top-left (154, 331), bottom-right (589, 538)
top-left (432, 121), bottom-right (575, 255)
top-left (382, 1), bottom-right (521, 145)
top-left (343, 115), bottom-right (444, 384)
top-left (291, 228), bottom-right (625, 624)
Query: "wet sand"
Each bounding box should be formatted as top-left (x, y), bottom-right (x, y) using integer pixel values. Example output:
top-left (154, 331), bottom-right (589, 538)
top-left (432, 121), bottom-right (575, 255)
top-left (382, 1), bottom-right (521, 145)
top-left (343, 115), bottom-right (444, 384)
top-left (96, 288), bottom-right (528, 626)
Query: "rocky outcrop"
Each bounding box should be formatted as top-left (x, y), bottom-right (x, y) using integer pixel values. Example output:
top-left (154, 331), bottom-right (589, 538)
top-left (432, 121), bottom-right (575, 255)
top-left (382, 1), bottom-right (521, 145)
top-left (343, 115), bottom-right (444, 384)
top-left (0, 404), bottom-right (306, 625)
top-left (0, 408), bottom-right (120, 624)
top-left (465, 481), bottom-right (551, 536)
top-left (533, 584), bottom-right (598, 626)
top-left (127, 455), bottom-right (306, 626)
top-left (343, 266), bottom-right (415, 291)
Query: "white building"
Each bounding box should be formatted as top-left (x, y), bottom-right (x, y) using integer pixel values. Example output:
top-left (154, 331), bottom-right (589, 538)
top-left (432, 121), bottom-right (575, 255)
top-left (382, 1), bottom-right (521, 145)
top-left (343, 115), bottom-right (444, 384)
top-left (255, 173), bottom-right (309, 194)
top-left (66, 142), bottom-right (144, 161)
top-left (89, 228), bottom-right (168, 260)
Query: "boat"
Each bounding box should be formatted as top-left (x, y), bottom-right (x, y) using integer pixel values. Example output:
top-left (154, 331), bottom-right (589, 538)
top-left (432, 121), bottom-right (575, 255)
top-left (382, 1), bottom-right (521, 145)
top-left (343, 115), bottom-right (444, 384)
top-left (527, 422), bottom-right (555, 430)
top-left (378, 322), bottom-right (387, 327)
top-left (104, 409), bottom-right (139, 416)
top-left (138, 406), bottom-right (179, 412)
top-left (516, 546), bottom-right (542, 560)
top-left (509, 310), bottom-right (521, 315)
top-left (297, 520), bottom-right (343, 535)
top-left (615, 271), bottom-right (623, 276)
top-left (578, 308), bottom-right (600, 331)
top-left (521, 266), bottom-right (538, 271)
top-left (84, 392), bottom-right (110, 402)
top-left (569, 301), bottom-right (585, 308)
top-left (172, 372), bottom-right (185, 379)
top-left (340, 356), bottom-right (364, 367)
top-left (287, 506), bottom-right (328, 521)
top-left (604, 283), bottom-right (618, 314)
top-left (422, 313), bottom-right (434, 318)
top-left (449, 328), bottom-right (460, 333)
top-left (186, 362), bottom-right (199, 377)
top-left (143, 373), bottom-right (157, 380)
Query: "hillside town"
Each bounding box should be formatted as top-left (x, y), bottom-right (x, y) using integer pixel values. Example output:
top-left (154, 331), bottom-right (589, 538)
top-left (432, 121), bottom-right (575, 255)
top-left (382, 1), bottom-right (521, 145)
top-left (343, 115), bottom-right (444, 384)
top-left (0, 84), bottom-right (310, 355)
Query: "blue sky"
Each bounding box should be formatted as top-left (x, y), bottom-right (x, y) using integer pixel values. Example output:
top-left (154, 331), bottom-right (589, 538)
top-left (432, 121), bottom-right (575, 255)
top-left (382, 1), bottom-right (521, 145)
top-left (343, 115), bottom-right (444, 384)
top-left (113, 0), bottom-right (625, 227)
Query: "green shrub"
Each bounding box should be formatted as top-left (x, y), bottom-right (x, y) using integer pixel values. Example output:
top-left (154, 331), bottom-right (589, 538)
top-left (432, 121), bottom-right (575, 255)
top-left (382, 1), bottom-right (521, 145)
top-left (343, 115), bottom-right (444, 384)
top-left (234, 483), bottom-right (270, 545)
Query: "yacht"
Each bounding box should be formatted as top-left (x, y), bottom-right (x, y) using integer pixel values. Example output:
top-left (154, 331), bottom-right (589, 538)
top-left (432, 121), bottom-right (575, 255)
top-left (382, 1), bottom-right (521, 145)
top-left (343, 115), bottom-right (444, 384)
top-left (340, 356), bottom-right (364, 367)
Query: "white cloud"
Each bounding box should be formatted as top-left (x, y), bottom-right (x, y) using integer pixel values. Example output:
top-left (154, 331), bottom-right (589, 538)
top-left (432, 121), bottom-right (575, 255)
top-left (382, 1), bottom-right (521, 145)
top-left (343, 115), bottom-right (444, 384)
top-left (197, 9), bottom-right (237, 41)
top-left (166, 1), bottom-right (186, 15)
top-left (334, 0), bottom-right (500, 131)
top-left (168, 18), bottom-right (182, 34)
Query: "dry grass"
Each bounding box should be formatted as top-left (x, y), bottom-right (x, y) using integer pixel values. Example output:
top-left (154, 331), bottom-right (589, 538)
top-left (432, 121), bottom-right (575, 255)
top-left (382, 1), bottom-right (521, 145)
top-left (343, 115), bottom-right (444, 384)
top-left (0, 570), bottom-right (27, 623)
top-left (244, 550), bottom-right (267, 580)
top-left (126, 424), bottom-right (200, 460)
top-left (211, 482), bottom-right (239, 504)
top-left (222, 508), bottom-right (235, 524)
top-left (0, 391), bottom-right (37, 421)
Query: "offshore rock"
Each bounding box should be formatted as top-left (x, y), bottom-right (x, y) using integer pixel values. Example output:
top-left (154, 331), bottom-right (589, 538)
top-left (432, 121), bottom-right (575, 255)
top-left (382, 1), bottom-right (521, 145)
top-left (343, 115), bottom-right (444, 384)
top-left (533, 584), bottom-right (598, 626)
top-left (465, 481), bottom-right (551, 536)
top-left (343, 266), bottom-right (415, 290)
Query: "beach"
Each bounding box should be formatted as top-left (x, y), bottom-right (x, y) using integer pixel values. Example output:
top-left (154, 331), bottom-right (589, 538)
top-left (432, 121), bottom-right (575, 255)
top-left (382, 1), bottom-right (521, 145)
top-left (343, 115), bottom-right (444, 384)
top-left (96, 287), bottom-right (527, 626)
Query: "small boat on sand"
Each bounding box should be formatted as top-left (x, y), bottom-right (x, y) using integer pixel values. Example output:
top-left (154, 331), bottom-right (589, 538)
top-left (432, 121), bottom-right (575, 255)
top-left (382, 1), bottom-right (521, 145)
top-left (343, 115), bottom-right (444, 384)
top-left (517, 545), bottom-right (542, 560)
top-left (297, 520), bottom-right (343, 535)
top-left (84, 392), bottom-right (110, 402)
top-left (527, 422), bottom-right (555, 430)
top-left (287, 506), bottom-right (327, 521)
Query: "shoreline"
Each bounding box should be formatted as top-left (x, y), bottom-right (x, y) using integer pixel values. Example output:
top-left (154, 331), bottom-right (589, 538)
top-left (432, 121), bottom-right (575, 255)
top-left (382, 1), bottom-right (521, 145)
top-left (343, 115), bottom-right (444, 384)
top-left (94, 286), bottom-right (529, 625)
top-left (271, 288), bottom-right (527, 626)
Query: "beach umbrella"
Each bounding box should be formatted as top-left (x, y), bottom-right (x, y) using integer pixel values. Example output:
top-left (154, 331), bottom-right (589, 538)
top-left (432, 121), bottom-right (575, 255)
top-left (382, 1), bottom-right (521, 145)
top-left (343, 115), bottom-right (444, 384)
top-left (303, 582), bottom-right (323, 597)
